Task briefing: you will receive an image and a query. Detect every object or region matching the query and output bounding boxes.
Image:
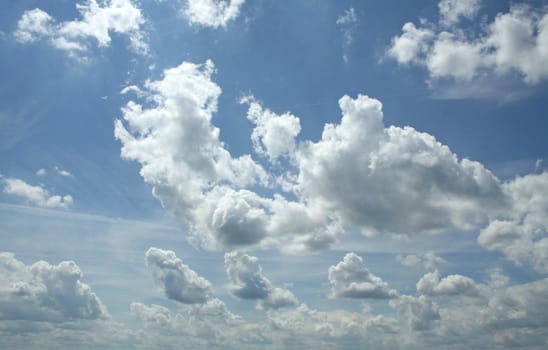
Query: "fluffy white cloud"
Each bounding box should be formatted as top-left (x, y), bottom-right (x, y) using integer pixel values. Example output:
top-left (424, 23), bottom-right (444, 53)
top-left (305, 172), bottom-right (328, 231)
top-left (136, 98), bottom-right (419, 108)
top-left (388, 2), bottom-right (548, 84)
top-left (438, 0), bottom-right (481, 27)
top-left (296, 94), bottom-right (505, 236)
top-left (15, 0), bottom-right (148, 57)
top-left (145, 247), bottom-right (213, 304)
top-left (224, 251), bottom-right (298, 309)
top-left (243, 96), bottom-right (301, 162)
top-left (416, 270), bottom-right (480, 297)
top-left (115, 59), bottom-right (337, 252)
top-left (0, 252), bottom-right (108, 322)
top-left (3, 178), bottom-right (73, 209)
top-left (479, 172), bottom-right (548, 273)
top-left (328, 252), bottom-right (398, 299)
top-left (183, 0), bottom-right (246, 28)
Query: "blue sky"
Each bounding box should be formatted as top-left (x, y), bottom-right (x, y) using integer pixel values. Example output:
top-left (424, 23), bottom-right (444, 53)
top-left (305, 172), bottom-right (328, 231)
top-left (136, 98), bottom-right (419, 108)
top-left (1, 0), bottom-right (548, 349)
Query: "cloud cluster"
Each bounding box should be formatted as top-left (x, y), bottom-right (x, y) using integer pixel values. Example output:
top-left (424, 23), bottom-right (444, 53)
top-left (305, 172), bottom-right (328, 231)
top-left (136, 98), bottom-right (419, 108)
top-left (183, 0), bottom-right (246, 28)
top-left (15, 0), bottom-right (148, 58)
top-left (416, 270), bottom-right (480, 297)
top-left (479, 172), bottom-right (548, 273)
top-left (3, 177), bottom-right (73, 209)
top-left (0, 252), bottom-right (108, 322)
top-left (224, 252), bottom-right (298, 309)
top-left (328, 252), bottom-right (398, 299)
top-left (145, 247), bottom-right (213, 304)
top-left (388, 1), bottom-right (548, 84)
top-left (397, 251), bottom-right (446, 270)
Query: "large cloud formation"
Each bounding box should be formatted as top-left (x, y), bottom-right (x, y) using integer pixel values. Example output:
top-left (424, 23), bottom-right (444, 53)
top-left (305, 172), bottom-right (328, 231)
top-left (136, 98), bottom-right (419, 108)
top-left (0, 252), bottom-right (108, 322)
top-left (388, 1), bottom-right (548, 84)
top-left (14, 0), bottom-right (148, 57)
top-left (115, 59), bottom-right (524, 253)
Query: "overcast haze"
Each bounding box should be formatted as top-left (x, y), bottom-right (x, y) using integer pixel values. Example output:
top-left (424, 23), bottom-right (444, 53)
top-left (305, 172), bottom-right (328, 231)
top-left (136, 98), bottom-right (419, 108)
top-left (1, 0), bottom-right (548, 349)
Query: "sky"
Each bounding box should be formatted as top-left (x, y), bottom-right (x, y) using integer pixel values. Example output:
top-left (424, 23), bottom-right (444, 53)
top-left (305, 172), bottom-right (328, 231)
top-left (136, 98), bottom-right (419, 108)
top-left (0, 0), bottom-right (548, 349)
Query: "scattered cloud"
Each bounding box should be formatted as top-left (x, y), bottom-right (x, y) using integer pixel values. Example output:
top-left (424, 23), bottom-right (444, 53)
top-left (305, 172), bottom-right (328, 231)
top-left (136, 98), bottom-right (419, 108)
top-left (54, 166), bottom-right (72, 177)
top-left (35, 168), bottom-right (46, 176)
top-left (14, 0), bottom-right (148, 58)
top-left (336, 7), bottom-right (358, 63)
top-left (0, 252), bottom-right (108, 322)
top-left (183, 0), bottom-right (246, 28)
top-left (416, 270), bottom-right (480, 297)
top-left (397, 251), bottom-right (446, 270)
top-left (387, 2), bottom-right (548, 86)
top-left (328, 252), bottom-right (398, 299)
top-left (224, 251), bottom-right (298, 309)
top-left (3, 178), bottom-right (73, 209)
top-left (390, 295), bottom-right (440, 331)
top-left (145, 247), bottom-right (213, 304)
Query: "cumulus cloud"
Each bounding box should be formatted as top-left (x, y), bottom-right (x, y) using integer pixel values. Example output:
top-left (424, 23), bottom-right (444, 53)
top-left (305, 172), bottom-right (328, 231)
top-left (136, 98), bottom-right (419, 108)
top-left (224, 251), bottom-right (298, 309)
top-left (390, 295), bottom-right (440, 331)
top-left (115, 59), bottom-right (337, 252)
top-left (328, 252), bottom-right (398, 299)
top-left (0, 252), bottom-right (108, 322)
top-left (478, 172), bottom-right (548, 273)
top-left (388, 2), bottom-right (548, 85)
top-left (416, 270), bottom-right (480, 297)
top-left (15, 0), bottom-right (148, 57)
top-left (242, 96), bottom-right (301, 162)
top-left (145, 247), bottom-right (213, 304)
top-left (296, 94), bottom-right (505, 236)
top-left (3, 178), bottom-right (73, 209)
top-left (183, 0), bottom-right (246, 28)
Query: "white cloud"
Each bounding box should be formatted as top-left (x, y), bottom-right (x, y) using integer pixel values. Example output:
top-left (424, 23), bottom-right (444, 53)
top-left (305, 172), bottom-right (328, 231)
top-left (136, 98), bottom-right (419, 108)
top-left (54, 166), bottom-right (72, 177)
top-left (388, 2), bottom-right (548, 85)
top-left (328, 252), bottom-right (398, 299)
top-left (183, 0), bottom-right (246, 28)
top-left (438, 0), bottom-right (481, 27)
top-left (224, 251), bottom-right (298, 309)
top-left (115, 60), bottom-right (337, 252)
top-left (295, 94), bottom-right (505, 236)
top-left (397, 251), bottom-right (446, 270)
top-left (3, 178), bottom-right (73, 209)
top-left (390, 295), bottom-right (440, 331)
top-left (15, 0), bottom-right (148, 57)
top-left (242, 96), bottom-right (301, 162)
top-left (35, 168), bottom-right (46, 176)
top-left (145, 247), bottom-right (213, 304)
top-left (416, 270), bottom-right (480, 297)
top-left (336, 7), bottom-right (358, 63)
top-left (478, 172), bottom-right (548, 273)
top-left (0, 252), bottom-right (108, 322)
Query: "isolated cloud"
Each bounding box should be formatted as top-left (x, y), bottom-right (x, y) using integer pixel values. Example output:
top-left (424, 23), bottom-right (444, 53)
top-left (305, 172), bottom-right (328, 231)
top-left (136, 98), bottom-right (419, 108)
top-left (478, 172), bottom-right (548, 273)
top-left (224, 252), bottom-right (297, 309)
top-left (3, 178), bottom-right (73, 209)
top-left (388, 2), bottom-right (548, 84)
top-left (145, 247), bottom-right (213, 304)
top-left (416, 270), bottom-right (480, 297)
top-left (15, 0), bottom-right (148, 57)
top-left (328, 252), bottom-right (398, 299)
top-left (438, 0), bottom-right (481, 27)
top-left (183, 0), bottom-right (246, 28)
top-left (0, 252), bottom-right (108, 322)
top-left (397, 251), bottom-right (446, 270)
top-left (336, 7), bottom-right (358, 63)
